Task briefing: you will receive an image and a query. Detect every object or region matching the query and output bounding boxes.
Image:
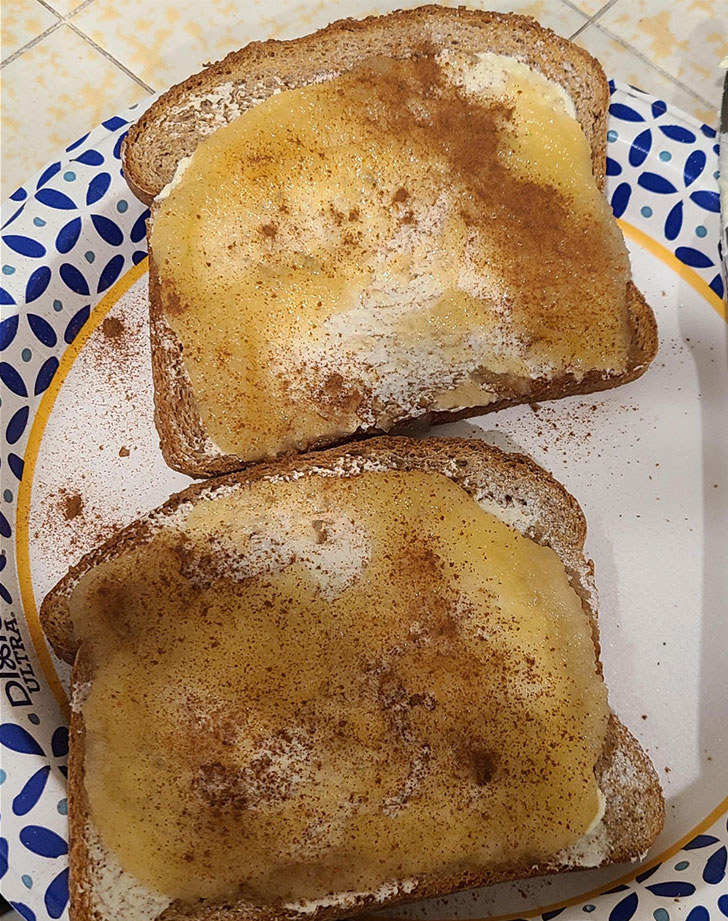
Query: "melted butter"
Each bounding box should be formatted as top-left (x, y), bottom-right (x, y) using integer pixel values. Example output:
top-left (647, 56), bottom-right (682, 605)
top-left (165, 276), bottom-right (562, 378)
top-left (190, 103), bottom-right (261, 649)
top-left (151, 55), bottom-right (631, 461)
top-left (450, 51), bottom-right (576, 119)
top-left (72, 470), bottom-right (609, 905)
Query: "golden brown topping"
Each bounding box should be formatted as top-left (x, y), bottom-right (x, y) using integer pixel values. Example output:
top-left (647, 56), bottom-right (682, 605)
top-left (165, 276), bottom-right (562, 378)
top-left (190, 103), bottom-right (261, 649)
top-left (151, 52), bottom-right (630, 459)
top-left (73, 470), bottom-right (608, 904)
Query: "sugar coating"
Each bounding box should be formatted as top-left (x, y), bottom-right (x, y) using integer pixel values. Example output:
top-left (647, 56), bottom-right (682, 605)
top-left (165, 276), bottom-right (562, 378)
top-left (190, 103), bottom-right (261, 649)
top-left (76, 457), bottom-right (614, 914)
top-left (284, 878), bottom-right (418, 914)
top-left (86, 823), bottom-right (171, 920)
top-left (151, 51), bottom-right (630, 463)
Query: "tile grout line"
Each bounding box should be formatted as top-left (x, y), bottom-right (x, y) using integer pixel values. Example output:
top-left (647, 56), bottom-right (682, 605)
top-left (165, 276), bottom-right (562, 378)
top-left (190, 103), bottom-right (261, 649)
top-left (558, 0), bottom-right (591, 22)
top-left (2, 0), bottom-right (154, 95)
top-left (1, 20), bottom-right (63, 68)
top-left (33, 0), bottom-right (63, 19)
top-left (583, 20), bottom-right (717, 110)
top-left (560, 0), bottom-right (596, 25)
top-left (568, 0), bottom-right (622, 42)
top-left (66, 0), bottom-right (97, 19)
top-left (64, 21), bottom-right (155, 94)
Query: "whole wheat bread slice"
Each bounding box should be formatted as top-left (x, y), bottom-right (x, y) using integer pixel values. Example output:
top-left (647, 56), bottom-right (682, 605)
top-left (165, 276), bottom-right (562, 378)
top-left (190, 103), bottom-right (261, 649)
top-left (122, 5), bottom-right (658, 478)
top-left (123, 6), bottom-right (611, 204)
top-left (41, 436), bottom-right (664, 921)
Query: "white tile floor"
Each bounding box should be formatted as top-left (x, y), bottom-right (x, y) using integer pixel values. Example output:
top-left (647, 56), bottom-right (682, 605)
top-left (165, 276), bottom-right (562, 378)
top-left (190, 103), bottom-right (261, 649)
top-left (1, 0), bottom-right (725, 199)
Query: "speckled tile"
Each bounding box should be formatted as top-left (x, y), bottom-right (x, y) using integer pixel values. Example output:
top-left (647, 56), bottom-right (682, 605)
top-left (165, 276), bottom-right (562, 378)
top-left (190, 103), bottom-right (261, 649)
top-left (562, 0), bottom-right (609, 16)
top-left (1, 0), bottom-right (59, 61)
top-left (0, 24), bottom-right (150, 198)
top-left (45, 0), bottom-right (94, 16)
top-left (71, 0), bottom-right (586, 91)
top-left (576, 23), bottom-right (719, 126)
top-left (437, 0), bottom-right (587, 36)
top-left (598, 0), bottom-right (726, 109)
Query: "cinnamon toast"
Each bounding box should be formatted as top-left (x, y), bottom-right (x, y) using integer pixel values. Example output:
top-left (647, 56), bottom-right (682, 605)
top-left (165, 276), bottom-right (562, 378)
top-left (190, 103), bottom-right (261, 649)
top-left (121, 6), bottom-right (658, 476)
top-left (40, 437), bottom-right (664, 921)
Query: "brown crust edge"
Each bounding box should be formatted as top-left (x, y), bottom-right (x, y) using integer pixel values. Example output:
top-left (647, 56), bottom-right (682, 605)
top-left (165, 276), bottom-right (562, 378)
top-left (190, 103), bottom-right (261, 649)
top-left (53, 436), bottom-right (664, 921)
top-left (121, 6), bottom-right (610, 203)
top-left (122, 4), bottom-right (655, 479)
top-left (149, 273), bottom-right (658, 478)
top-left (41, 436), bottom-right (588, 661)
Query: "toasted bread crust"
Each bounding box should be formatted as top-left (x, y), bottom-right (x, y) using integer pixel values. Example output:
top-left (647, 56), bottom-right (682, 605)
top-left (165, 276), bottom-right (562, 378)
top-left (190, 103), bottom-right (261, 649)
top-left (122, 6), bottom-right (610, 204)
top-left (51, 437), bottom-right (664, 921)
top-left (126, 6), bottom-right (657, 478)
top-left (68, 659), bottom-right (93, 921)
top-left (43, 437), bottom-right (589, 662)
top-left (149, 268), bottom-right (658, 478)
top-left (69, 697), bottom-right (663, 921)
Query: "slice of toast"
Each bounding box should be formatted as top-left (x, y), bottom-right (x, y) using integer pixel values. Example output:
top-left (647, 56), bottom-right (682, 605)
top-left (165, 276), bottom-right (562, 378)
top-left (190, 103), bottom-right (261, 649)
top-left (122, 6), bottom-right (610, 208)
top-left (122, 5), bottom-right (658, 478)
top-left (41, 436), bottom-right (664, 921)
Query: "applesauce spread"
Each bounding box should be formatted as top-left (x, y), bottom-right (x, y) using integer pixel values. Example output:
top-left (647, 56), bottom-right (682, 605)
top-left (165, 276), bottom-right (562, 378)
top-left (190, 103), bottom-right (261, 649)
top-left (150, 53), bottom-right (632, 461)
top-left (71, 469), bottom-right (610, 905)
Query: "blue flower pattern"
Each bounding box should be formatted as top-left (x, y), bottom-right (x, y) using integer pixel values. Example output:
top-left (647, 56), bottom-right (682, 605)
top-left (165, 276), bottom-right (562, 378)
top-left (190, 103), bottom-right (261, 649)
top-left (0, 84), bottom-right (725, 919)
top-left (0, 720), bottom-right (72, 917)
top-left (606, 81), bottom-right (723, 300)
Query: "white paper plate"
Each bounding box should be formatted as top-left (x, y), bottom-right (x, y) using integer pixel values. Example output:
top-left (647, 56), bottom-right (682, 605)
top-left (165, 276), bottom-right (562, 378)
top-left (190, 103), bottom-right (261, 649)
top-left (0, 72), bottom-right (725, 921)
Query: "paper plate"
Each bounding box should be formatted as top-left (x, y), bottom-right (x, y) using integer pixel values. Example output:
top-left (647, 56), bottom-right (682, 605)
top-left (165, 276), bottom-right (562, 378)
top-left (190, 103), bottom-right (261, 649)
top-left (0, 76), bottom-right (726, 921)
